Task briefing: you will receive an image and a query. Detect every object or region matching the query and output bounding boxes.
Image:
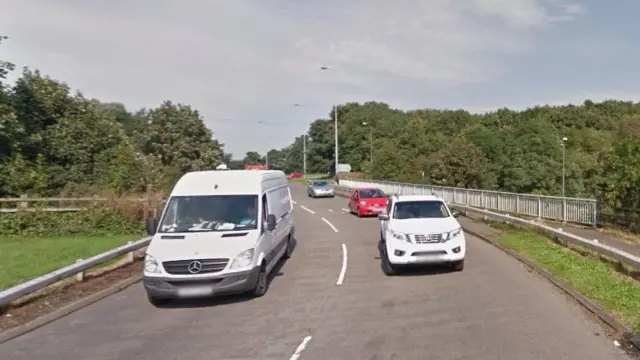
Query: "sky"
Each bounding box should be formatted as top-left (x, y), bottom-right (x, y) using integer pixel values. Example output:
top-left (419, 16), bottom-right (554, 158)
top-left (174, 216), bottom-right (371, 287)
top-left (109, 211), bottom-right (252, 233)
top-left (1, 0), bottom-right (639, 157)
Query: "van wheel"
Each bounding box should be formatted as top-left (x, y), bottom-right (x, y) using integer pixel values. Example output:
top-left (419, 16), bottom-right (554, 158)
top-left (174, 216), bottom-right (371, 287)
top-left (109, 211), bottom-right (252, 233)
top-left (250, 263), bottom-right (269, 297)
top-left (147, 296), bottom-right (170, 307)
top-left (283, 234), bottom-right (294, 259)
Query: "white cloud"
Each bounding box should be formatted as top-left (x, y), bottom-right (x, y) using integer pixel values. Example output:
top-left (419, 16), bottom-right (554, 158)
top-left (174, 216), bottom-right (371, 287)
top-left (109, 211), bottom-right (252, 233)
top-left (0, 0), bottom-right (587, 156)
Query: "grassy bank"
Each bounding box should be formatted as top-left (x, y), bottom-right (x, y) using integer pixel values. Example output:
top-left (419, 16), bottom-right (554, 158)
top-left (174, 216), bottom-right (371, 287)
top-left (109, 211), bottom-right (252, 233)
top-left (493, 224), bottom-right (640, 332)
top-left (288, 173), bottom-right (331, 183)
top-left (0, 234), bottom-right (140, 289)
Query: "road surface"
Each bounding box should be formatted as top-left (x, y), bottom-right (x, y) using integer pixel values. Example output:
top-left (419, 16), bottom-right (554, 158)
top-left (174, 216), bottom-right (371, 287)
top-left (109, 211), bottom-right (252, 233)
top-left (0, 184), bottom-right (628, 360)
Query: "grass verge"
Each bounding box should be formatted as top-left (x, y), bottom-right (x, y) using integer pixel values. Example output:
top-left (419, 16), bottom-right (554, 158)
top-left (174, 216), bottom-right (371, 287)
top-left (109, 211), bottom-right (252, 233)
top-left (0, 234), bottom-right (140, 290)
top-left (288, 173), bottom-right (331, 183)
top-left (492, 223), bottom-right (640, 333)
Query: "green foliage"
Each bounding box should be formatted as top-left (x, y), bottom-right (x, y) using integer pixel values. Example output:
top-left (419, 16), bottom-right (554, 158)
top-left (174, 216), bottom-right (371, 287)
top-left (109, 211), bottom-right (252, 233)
top-left (0, 35), bottom-right (228, 235)
top-left (0, 36), bottom-right (226, 198)
top-left (0, 207), bottom-right (143, 237)
top-left (274, 101), bottom-right (640, 217)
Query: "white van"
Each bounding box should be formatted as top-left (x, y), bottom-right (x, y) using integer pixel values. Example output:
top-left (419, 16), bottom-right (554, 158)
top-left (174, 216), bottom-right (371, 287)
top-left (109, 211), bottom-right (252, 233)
top-left (142, 170), bottom-right (295, 306)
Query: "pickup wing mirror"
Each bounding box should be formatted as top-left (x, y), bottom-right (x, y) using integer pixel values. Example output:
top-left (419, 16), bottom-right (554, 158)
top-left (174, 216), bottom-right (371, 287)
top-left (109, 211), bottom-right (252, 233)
top-left (451, 210), bottom-right (460, 218)
top-left (378, 211), bottom-right (389, 220)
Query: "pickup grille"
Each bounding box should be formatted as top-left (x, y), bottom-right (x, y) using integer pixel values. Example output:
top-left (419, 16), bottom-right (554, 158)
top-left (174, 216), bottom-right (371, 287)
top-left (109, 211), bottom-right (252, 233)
top-left (413, 233), bottom-right (442, 244)
top-left (162, 258), bottom-right (229, 275)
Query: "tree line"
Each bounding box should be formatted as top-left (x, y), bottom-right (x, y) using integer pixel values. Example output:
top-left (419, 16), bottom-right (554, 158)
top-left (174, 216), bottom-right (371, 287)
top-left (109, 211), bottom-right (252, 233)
top-left (0, 35), bottom-right (225, 197)
top-left (268, 101), bottom-right (640, 221)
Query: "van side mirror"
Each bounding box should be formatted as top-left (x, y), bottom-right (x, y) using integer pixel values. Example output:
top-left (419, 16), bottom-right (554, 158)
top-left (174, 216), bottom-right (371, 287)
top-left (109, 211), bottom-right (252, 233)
top-left (378, 212), bottom-right (389, 220)
top-left (451, 210), bottom-right (460, 218)
top-left (146, 216), bottom-right (158, 236)
top-left (266, 214), bottom-right (277, 231)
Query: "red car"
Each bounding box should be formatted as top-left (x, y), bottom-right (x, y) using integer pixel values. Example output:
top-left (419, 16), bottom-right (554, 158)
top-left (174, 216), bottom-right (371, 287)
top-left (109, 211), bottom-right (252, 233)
top-left (348, 187), bottom-right (388, 217)
top-left (288, 172), bottom-right (303, 179)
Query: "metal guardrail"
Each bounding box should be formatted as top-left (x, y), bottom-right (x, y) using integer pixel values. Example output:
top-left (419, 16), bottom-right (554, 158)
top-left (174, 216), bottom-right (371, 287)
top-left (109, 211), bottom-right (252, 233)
top-left (0, 207), bottom-right (86, 213)
top-left (339, 179), bottom-right (598, 226)
top-left (0, 237), bottom-right (151, 308)
top-left (332, 185), bottom-right (640, 270)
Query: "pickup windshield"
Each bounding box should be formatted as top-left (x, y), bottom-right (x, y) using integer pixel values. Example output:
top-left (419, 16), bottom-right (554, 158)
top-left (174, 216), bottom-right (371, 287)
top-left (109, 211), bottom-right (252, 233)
top-left (393, 200), bottom-right (450, 219)
top-left (158, 195), bottom-right (259, 233)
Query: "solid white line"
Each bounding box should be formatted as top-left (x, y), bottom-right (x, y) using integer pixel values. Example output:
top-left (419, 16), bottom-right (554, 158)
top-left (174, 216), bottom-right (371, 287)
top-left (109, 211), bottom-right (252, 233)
top-left (336, 243), bottom-right (348, 285)
top-left (341, 208), bottom-right (349, 212)
top-left (328, 209), bottom-right (334, 212)
top-left (321, 217), bottom-right (338, 232)
top-left (289, 335), bottom-right (313, 360)
top-left (300, 205), bottom-right (315, 214)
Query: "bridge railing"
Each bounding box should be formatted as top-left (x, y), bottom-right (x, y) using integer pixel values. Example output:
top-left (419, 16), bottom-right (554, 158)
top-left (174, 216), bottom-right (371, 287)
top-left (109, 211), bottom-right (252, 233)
top-left (338, 179), bottom-right (598, 226)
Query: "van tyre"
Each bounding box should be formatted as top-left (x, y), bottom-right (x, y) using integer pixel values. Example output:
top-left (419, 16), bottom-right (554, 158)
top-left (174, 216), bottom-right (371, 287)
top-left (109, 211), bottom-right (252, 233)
top-left (250, 263), bottom-right (269, 297)
top-left (147, 296), bottom-right (170, 307)
top-left (451, 260), bottom-right (464, 272)
top-left (283, 234), bottom-right (294, 259)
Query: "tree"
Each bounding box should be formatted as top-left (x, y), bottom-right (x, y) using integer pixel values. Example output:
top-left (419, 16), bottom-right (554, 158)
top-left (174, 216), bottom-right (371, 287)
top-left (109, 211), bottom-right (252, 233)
top-left (0, 36), bottom-right (224, 197)
top-left (276, 99), bottom-right (640, 218)
top-left (242, 151), bottom-right (263, 165)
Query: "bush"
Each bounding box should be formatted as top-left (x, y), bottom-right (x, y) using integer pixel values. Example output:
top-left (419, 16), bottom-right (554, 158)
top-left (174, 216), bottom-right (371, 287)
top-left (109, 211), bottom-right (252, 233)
top-left (0, 195), bottom-right (165, 237)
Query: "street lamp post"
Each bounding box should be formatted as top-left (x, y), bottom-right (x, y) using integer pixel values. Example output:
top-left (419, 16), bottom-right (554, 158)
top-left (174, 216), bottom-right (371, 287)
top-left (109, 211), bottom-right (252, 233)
top-left (362, 121), bottom-right (373, 168)
top-left (320, 66), bottom-right (339, 176)
top-left (561, 137), bottom-right (568, 198)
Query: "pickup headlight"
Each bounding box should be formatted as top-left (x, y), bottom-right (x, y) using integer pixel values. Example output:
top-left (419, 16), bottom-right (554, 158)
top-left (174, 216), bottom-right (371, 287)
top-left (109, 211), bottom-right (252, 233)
top-left (360, 200), bottom-right (366, 206)
top-left (144, 254), bottom-right (161, 273)
top-left (390, 230), bottom-right (410, 243)
top-left (443, 228), bottom-right (462, 241)
top-left (230, 248), bottom-right (255, 269)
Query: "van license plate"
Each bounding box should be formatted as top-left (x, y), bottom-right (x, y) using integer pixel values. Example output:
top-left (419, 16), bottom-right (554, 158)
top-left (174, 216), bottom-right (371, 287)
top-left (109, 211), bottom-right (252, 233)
top-left (178, 286), bottom-right (213, 297)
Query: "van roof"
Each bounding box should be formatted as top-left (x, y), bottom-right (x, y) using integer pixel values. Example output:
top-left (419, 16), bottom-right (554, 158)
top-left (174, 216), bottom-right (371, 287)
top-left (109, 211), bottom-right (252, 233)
top-left (170, 170), bottom-right (286, 196)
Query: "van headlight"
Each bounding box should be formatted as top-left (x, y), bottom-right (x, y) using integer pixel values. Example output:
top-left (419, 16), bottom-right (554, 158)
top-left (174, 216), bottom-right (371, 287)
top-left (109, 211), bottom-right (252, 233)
top-left (230, 248), bottom-right (255, 269)
top-left (443, 228), bottom-right (462, 241)
top-left (144, 254), bottom-right (161, 273)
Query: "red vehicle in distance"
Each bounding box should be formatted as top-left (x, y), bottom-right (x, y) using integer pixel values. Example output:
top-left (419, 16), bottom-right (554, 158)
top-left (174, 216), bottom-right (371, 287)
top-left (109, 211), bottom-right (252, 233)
top-left (244, 164), bottom-right (268, 170)
top-left (348, 187), bottom-right (388, 217)
top-left (287, 172), bottom-right (303, 179)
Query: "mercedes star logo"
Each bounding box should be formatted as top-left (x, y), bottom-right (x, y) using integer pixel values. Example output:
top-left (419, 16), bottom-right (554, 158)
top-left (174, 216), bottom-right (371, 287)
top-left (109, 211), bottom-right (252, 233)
top-left (187, 260), bottom-right (203, 274)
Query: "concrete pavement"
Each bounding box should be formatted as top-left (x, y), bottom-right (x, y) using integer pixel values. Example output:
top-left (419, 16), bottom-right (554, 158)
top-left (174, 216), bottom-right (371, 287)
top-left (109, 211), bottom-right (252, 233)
top-left (0, 184), bottom-right (629, 360)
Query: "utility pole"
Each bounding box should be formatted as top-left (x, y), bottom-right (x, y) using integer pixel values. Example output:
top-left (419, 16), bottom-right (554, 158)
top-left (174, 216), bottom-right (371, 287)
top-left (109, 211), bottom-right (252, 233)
top-left (303, 134), bottom-right (307, 177)
top-left (320, 66), bottom-right (339, 176)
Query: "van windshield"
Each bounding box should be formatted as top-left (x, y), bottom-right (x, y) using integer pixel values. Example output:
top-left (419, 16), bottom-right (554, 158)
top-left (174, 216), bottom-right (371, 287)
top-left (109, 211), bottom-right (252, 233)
top-left (158, 195), bottom-right (259, 233)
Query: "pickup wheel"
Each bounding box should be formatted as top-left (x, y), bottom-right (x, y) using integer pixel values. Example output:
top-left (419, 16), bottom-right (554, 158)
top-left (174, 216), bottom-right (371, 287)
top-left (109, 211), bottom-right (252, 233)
top-left (451, 260), bottom-right (464, 272)
top-left (147, 296), bottom-right (170, 307)
top-left (381, 248), bottom-right (399, 276)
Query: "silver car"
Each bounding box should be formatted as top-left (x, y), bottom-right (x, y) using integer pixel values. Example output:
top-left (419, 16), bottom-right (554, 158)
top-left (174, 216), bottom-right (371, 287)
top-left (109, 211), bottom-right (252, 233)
top-left (307, 180), bottom-right (335, 198)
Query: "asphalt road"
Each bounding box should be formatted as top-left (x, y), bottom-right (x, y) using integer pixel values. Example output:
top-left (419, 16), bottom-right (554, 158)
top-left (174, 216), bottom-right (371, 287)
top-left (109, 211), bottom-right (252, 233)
top-left (0, 184), bottom-right (629, 360)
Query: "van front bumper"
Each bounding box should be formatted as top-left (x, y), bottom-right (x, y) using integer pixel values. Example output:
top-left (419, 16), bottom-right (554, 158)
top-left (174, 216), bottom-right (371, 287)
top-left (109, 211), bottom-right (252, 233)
top-left (143, 267), bottom-right (260, 300)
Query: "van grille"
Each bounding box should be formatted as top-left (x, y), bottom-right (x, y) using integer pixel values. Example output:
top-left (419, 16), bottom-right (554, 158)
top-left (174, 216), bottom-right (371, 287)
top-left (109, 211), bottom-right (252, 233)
top-left (413, 233), bottom-right (442, 244)
top-left (162, 258), bottom-right (229, 275)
